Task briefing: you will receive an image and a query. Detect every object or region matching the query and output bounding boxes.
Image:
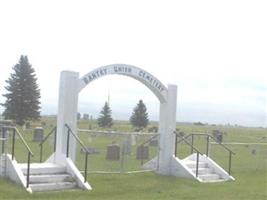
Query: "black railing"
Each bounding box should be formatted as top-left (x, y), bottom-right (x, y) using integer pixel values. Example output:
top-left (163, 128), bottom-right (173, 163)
top-left (1, 126), bottom-right (34, 188)
top-left (174, 133), bottom-right (202, 177)
top-left (174, 134), bottom-right (192, 157)
top-left (207, 134), bottom-right (236, 175)
top-left (174, 132), bottom-right (235, 175)
top-left (1, 127), bottom-right (7, 154)
top-left (138, 134), bottom-right (159, 165)
top-left (39, 126), bottom-right (57, 162)
top-left (65, 124), bottom-right (89, 183)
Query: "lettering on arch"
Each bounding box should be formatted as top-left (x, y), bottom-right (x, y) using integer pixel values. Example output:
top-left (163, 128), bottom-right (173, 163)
top-left (79, 64), bottom-right (168, 102)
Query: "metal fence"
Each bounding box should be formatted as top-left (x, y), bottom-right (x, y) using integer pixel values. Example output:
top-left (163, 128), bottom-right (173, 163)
top-left (75, 129), bottom-right (160, 173)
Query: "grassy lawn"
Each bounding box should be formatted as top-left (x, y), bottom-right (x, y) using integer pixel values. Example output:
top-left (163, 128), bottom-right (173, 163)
top-left (0, 171), bottom-right (266, 200)
top-left (0, 117), bottom-right (266, 200)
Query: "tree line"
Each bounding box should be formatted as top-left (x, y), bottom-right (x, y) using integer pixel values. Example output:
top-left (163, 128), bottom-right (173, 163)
top-left (1, 55), bottom-right (150, 129)
top-left (97, 99), bottom-right (149, 129)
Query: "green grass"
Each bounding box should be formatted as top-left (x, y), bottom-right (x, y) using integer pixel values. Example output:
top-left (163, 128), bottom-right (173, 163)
top-left (0, 117), bottom-right (266, 200)
top-left (0, 171), bottom-right (266, 200)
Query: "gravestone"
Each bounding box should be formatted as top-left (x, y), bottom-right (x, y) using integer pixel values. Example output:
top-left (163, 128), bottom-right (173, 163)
top-left (0, 120), bottom-right (13, 139)
top-left (106, 143), bottom-right (120, 160)
top-left (33, 127), bottom-right (44, 142)
top-left (212, 130), bottom-right (223, 143)
top-left (136, 145), bottom-right (149, 160)
top-left (0, 127), bottom-right (9, 139)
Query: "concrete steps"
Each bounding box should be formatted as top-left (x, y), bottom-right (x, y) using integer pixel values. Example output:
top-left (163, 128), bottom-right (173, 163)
top-left (29, 174), bottom-right (74, 184)
top-left (183, 159), bottom-right (225, 182)
top-left (29, 182), bottom-right (77, 192)
top-left (184, 160), bottom-right (207, 169)
top-left (19, 163), bottom-right (67, 175)
top-left (18, 163), bottom-right (78, 192)
top-left (198, 173), bottom-right (223, 182)
top-left (192, 167), bottom-right (214, 175)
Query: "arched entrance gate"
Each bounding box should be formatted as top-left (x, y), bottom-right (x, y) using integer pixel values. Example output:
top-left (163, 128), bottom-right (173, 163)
top-left (0, 64), bottom-right (234, 193)
top-left (54, 64), bottom-right (177, 176)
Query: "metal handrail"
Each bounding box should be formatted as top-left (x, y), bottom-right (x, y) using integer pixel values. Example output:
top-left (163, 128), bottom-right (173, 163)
top-left (176, 133), bottom-right (235, 154)
top-left (175, 134), bottom-right (193, 145)
top-left (39, 127), bottom-right (57, 162)
top-left (174, 134), bottom-right (203, 156)
top-left (175, 132), bottom-right (235, 175)
top-left (174, 133), bottom-right (203, 177)
top-left (39, 126), bottom-right (56, 146)
top-left (140, 134), bottom-right (159, 147)
top-left (13, 127), bottom-right (34, 156)
top-left (65, 124), bottom-right (88, 152)
top-left (207, 134), bottom-right (236, 154)
top-left (1, 126), bottom-right (34, 188)
top-left (206, 134), bottom-right (235, 175)
top-left (65, 124), bottom-right (89, 183)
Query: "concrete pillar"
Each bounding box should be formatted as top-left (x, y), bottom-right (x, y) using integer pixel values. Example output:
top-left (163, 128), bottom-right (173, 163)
top-left (55, 71), bottom-right (79, 164)
top-left (158, 84), bottom-right (177, 175)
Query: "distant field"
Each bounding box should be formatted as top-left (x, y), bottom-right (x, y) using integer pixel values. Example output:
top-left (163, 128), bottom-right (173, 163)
top-left (0, 117), bottom-right (266, 200)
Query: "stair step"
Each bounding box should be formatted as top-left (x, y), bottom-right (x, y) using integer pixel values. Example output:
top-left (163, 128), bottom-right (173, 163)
top-left (192, 167), bottom-right (213, 175)
top-left (201, 178), bottom-right (226, 183)
top-left (183, 161), bottom-right (207, 168)
top-left (18, 163), bottom-right (66, 175)
top-left (29, 174), bottom-right (73, 184)
top-left (30, 182), bottom-right (77, 192)
top-left (198, 173), bottom-right (221, 181)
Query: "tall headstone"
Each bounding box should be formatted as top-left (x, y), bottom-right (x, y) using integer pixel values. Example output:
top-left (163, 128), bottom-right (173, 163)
top-left (136, 145), bottom-right (149, 160)
top-left (33, 127), bottom-right (44, 142)
top-left (106, 143), bottom-right (120, 160)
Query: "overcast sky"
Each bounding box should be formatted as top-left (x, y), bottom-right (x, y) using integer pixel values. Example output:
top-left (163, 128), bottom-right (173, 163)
top-left (0, 0), bottom-right (266, 127)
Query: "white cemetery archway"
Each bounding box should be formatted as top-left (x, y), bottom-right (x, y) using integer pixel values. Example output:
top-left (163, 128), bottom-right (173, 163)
top-left (55, 64), bottom-right (177, 175)
top-left (0, 64), bottom-right (233, 193)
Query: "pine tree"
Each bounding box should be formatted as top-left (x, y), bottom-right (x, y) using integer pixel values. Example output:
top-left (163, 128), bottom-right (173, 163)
top-left (1, 55), bottom-right (41, 125)
top-left (130, 100), bottom-right (149, 129)
top-left (97, 102), bottom-right (113, 128)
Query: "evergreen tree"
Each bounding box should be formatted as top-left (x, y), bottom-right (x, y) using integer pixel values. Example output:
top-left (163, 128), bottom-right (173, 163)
top-left (97, 102), bottom-right (113, 128)
top-left (130, 100), bottom-right (149, 129)
top-left (1, 55), bottom-right (41, 125)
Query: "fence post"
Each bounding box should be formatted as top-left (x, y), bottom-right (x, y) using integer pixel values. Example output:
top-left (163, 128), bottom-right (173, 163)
top-left (84, 152), bottom-right (88, 182)
top-left (191, 135), bottom-right (194, 154)
top-left (196, 152), bottom-right (199, 177)
top-left (40, 144), bottom-right (43, 162)
top-left (66, 129), bottom-right (70, 158)
top-left (174, 134), bottom-right (178, 157)
top-left (206, 135), bottom-right (209, 157)
top-left (26, 152), bottom-right (31, 188)
top-left (140, 144), bottom-right (144, 166)
top-left (54, 128), bottom-right (57, 152)
top-left (228, 151), bottom-right (232, 175)
top-left (11, 128), bottom-right (16, 160)
top-left (120, 143), bottom-right (125, 172)
top-left (1, 127), bottom-right (5, 154)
